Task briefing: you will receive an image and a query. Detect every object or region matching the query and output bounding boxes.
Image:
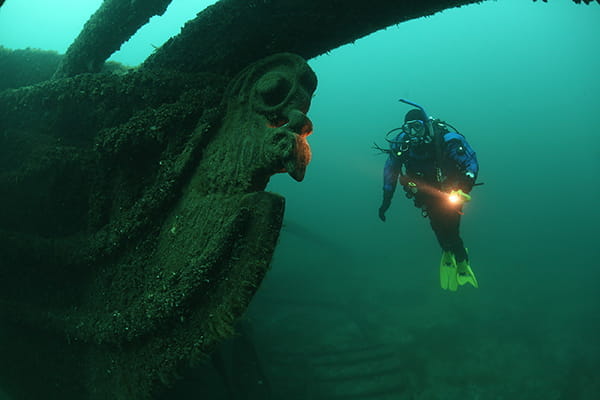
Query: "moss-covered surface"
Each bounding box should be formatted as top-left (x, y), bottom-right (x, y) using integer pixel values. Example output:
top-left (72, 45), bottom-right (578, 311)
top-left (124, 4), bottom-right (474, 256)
top-left (0, 46), bottom-right (63, 90)
top-left (0, 46), bottom-right (130, 91)
top-left (142, 0), bottom-right (486, 75)
top-left (53, 0), bottom-right (172, 78)
top-left (0, 53), bottom-right (316, 399)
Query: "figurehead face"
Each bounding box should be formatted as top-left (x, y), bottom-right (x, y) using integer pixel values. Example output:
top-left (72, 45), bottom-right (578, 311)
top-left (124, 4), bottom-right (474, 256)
top-left (204, 53), bottom-right (317, 193)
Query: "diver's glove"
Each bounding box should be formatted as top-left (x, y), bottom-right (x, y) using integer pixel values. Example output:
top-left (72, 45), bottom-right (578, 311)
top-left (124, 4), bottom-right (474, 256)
top-left (378, 191), bottom-right (393, 222)
top-left (378, 206), bottom-right (387, 222)
top-left (462, 171), bottom-right (476, 192)
top-left (448, 172), bottom-right (476, 194)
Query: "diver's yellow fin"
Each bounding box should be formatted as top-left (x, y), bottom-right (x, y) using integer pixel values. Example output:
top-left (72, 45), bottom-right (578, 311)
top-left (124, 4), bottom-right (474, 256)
top-left (456, 259), bottom-right (479, 288)
top-left (439, 251), bottom-right (458, 291)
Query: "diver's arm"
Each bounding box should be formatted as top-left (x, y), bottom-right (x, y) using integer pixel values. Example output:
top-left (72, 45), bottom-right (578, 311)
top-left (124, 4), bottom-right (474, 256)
top-left (379, 157), bottom-right (401, 221)
top-left (446, 136), bottom-right (479, 193)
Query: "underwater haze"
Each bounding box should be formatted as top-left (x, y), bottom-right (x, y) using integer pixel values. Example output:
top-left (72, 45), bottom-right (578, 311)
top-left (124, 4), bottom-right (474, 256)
top-left (257, 2), bottom-right (600, 398)
top-left (2, 0), bottom-right (600, 399)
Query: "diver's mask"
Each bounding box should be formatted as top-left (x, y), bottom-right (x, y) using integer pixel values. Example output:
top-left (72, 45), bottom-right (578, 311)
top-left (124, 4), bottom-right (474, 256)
top-left (402, 119), bottom-right (432, 145)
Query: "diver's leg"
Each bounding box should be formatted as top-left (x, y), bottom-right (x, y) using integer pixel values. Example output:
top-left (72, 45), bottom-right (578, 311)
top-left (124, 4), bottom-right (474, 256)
top-left (427, 201), bottom-right (461, 290)
top-left (429, 204), bottom-right (478, 288)
top-left (428, 203), bottom-right (467, 262)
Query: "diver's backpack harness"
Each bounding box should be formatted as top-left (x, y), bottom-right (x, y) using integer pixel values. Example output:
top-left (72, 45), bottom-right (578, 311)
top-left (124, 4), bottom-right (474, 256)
top-left (372, 99), bottom-right (476, 188)
top-left (397, 99), bottom-right (444, 183)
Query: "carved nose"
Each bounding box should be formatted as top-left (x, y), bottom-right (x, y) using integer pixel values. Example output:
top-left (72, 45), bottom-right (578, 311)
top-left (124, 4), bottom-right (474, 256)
top-left (284, 109), bottom-right (312, 137)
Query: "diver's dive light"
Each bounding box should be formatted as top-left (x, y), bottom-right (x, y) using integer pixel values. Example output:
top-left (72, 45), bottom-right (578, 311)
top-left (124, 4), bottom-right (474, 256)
top-left (448, 189), bottom-right (471, 205)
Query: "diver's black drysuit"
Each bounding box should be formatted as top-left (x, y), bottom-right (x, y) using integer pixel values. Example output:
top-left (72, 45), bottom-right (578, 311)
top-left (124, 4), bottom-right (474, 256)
top-left (379, 124), bottom-right (478, 263)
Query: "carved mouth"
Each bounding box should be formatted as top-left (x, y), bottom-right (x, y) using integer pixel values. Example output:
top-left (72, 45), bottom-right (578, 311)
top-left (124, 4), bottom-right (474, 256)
top-left (280, 109), bottom-right (313, 182)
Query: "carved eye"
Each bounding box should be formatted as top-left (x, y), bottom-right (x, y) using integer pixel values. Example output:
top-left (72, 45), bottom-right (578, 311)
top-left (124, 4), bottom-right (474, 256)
top-left (300, 70), bottom-right (317, 95)
top-left (256, 72), bottom-right (291, 107)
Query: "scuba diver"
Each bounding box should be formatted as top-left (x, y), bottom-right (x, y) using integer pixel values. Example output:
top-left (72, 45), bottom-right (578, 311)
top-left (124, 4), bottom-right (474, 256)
top-left (376, 99), bottom-right (480, 291)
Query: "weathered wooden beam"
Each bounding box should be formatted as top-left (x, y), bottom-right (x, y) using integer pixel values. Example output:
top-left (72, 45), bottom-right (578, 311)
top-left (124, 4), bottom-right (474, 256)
top-left (50, 0), bottom-right (597, 80)
top-left (535, 0), bottom-right (598, 3)
top-left (141, 0), bottom-right (485, 75)
top-left (53, 0), bottom-right (172, 78)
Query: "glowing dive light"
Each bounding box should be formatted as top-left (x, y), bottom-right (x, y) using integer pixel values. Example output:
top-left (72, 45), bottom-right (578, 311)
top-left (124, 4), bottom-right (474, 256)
top-left (448, 189), bottom-right (471, 205)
